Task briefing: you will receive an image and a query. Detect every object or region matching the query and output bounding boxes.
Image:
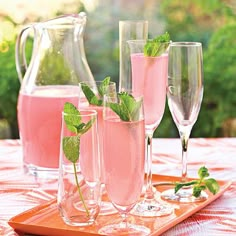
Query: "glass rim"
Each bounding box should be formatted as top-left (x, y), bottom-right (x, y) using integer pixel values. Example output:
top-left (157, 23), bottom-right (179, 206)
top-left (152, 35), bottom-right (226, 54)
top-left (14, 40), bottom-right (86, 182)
top-left (170, 42), bottom-right (202, 47)
top-left (62, 109), bottom-right (97, 117)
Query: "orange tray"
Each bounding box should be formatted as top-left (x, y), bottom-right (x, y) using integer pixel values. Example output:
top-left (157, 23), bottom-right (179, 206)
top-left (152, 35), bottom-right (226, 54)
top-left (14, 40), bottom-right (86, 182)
top-left (8, 175), bottom-right (231, 236)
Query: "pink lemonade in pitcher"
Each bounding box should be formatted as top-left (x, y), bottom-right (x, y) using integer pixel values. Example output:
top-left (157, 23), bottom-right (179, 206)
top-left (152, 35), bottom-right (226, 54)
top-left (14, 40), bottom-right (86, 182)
top-left (103, 118), bottom-right (145, 207)
top-left (130, 53), bottom-right (168, 131)
top-left (18, 85), bottom-right (79, 171)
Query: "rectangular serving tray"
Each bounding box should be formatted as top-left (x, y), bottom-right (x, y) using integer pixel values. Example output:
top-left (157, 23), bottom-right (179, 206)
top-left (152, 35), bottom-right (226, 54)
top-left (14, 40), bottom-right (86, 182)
top-left (8, 174), bottom-right (231, 236)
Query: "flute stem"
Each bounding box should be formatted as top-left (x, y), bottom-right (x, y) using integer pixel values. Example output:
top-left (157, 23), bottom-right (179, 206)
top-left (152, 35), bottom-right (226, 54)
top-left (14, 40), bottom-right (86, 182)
top-left (144, 133), bottom-right (154, 199)
top-left (179, 128), bottom-right (191, 183)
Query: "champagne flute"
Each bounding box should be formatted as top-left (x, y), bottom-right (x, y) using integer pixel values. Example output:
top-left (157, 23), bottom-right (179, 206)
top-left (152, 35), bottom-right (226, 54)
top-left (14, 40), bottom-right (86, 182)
top-left (119, 20), bottom-right (148, 92)
top-left (127, 40), bottom-right (173, 217)
top-left (161, 42), bottom-right (206, 202)
top-left (99, 92), bottom-right (150, 235)
top-left (78, 80), bottom-right (117, 215)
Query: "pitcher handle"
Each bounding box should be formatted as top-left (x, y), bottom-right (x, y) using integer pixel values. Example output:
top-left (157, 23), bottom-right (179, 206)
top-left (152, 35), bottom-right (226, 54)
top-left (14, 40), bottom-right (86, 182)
top-left (15, 25), bottom-right (33, 83)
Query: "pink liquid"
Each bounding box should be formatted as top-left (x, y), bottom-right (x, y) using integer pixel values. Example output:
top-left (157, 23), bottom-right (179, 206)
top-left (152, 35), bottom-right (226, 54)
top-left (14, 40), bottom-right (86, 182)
top-left (103, 118), bottom-right (145, 207)
top-left (78, 100), bottom-right (106, 182)
top-left (131, 53), bottom-right (168, 131)
top-left (17, 86), bottom-right (79, 169)
top-left (77, 111), bottom-right (100, 183)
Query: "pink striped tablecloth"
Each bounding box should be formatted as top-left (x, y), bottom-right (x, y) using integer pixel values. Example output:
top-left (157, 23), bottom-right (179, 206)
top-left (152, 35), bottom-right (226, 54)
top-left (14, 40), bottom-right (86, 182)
top-left (0, 138), bottom-right (235, 235)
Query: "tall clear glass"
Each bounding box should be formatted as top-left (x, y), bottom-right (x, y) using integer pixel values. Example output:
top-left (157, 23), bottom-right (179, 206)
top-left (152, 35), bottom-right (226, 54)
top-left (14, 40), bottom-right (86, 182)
top-left (161, 42), bottom-right (205, 202)
top-left (119, 20), bottom-right (148, 92)
top-left (99, 92), bottom-right (150, 235)
top-left (78, 80), bottom-right (117, 215)
top-left (58, 109), bottom-right (101, 226)
top-left (128, 40), bottom-right (173, 217)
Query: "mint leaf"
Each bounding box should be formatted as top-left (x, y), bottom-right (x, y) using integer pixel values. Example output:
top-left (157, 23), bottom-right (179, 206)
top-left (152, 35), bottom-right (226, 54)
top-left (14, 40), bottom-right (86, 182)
top-left (204, 178), bottom-right (220, 195)
top-left (81, 76), bottom-right (111, 106)
top-left (78, 117), bottom-right (96, 136)
top-left (174, 166), bottom-right (220, 198)
top-left (80, 82), bottom-right (102, 106)
top-left (175, 180), bottom-right (197, 194)
top-left (109, 102), bottom-right (129, 121)
top-left (130, 98), bottom-right (143, 121)
top-left (109, 92), bottom-right (142, 122)
top-left (144, 32), bottom-right (170, 57)
top-left (62, 136), bottom-right (80, 163)
top-left (63, 102), bottom-right (81, 133)
top-left (193, 185), bottom-right (206, 198)
top-left (98, 76), bottom-right (111, 97)
top-left (64, 102), bottom-right (79, 115)
top-left (198, 166), bottom-right (209, 179)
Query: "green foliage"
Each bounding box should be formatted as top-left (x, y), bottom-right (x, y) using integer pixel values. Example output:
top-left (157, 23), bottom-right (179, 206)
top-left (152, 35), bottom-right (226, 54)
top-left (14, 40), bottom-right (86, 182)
top-left (155, 0), bottom-right (236, 138)
top-left (37, 49), bottom-right (72, 85)
top-left (0, 41), bottom-right (19, 138)
top-left (0, 37), bottom-right (33, 138)
top-left (175, 166), bottom-right (220, 197)
top-left (84, 7), bottom-right (119, 84)
top-left (144, 32), bottom-right (170, 56)
top-left (194, 23), bottom-right (236, 137)
top-left (0, 119), bottom-right (11, 138)
top-left (80, 76), bottom-right (111, 106)
top-left (109, 92), bottom-right (142, 122)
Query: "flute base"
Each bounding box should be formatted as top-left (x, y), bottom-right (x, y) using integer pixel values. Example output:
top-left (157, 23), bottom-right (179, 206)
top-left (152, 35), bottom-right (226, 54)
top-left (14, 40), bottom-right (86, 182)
top-left (131, 197), bottom-right (173, 217)
top-left (99, 222), bottom-right (150, 235)
top-left (161, 188), bottom-right (208, 203)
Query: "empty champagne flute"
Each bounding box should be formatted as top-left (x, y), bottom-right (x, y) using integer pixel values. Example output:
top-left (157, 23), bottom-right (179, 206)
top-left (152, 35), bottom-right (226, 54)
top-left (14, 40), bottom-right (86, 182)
top-left (161, 42), bottom-right (205, 202)
top-left (99, 92), bottom-right (150, 235)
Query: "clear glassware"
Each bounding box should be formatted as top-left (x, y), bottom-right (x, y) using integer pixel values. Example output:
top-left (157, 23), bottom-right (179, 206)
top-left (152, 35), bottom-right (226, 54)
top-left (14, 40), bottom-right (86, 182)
top-left (58, 109), bottom-right (101, 226)
top-left (161, 42), bottom-right (206, 203)
top-left (78, 80), bottom-right (117, 215)
top-left (127, 39), bottom-right (173, 217)
top-left (99, 92), bottom-right (150, 235)
top-left (119, 20), bottom-right (148, 92)
top-left (16, 13), bottom-right (95, 178)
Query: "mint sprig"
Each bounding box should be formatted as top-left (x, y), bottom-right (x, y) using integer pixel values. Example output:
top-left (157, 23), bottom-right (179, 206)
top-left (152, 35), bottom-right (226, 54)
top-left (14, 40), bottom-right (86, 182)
top-left (144, 32), bottom-right (171, 57)
top-left (62, 102), bottom-right (95, 217)
top-left (80, 76), bottom-right (111, 106)
top-left (175, 166), bottom-right (220, 197)
top-left (109, 92), bottom-right (142, 122)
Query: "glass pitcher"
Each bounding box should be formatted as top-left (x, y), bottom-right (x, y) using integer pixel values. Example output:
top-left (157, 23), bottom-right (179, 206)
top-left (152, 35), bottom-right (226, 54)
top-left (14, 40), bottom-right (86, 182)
top-left (16, 12), bottom-right (95, 177)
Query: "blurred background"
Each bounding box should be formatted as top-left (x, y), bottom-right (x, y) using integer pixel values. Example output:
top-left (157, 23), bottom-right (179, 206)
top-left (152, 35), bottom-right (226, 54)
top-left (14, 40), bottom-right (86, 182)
top-left (0, 0), bottom-right (235, 139)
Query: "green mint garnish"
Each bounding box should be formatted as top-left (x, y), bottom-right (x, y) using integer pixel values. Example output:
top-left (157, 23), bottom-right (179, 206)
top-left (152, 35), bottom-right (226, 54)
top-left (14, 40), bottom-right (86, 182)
top-left (62, 102), bottom-right (95, 217)
top-left (175, 166), bottom-right (220, 198)
top-left (144, 32), bottom-right (171, 57)
top-left (80, 76), bottom-right (111, 106)
top-left (109, 92), bottom-right (142, 122)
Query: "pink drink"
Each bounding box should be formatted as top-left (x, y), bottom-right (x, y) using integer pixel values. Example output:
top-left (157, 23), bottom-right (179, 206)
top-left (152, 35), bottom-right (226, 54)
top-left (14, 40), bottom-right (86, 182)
top-left (17, 85), bottom-right (79, 170)
top-left (103, 118), bottom-right (145, 207)
top-left (131, 53), bottom-right (168, 131)
top-left (78, 99), bottom-right (105, 182)
top-left (77, 111), bottom-right (100, 183)
top-left (91, 106), bottom-right (105, 181)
